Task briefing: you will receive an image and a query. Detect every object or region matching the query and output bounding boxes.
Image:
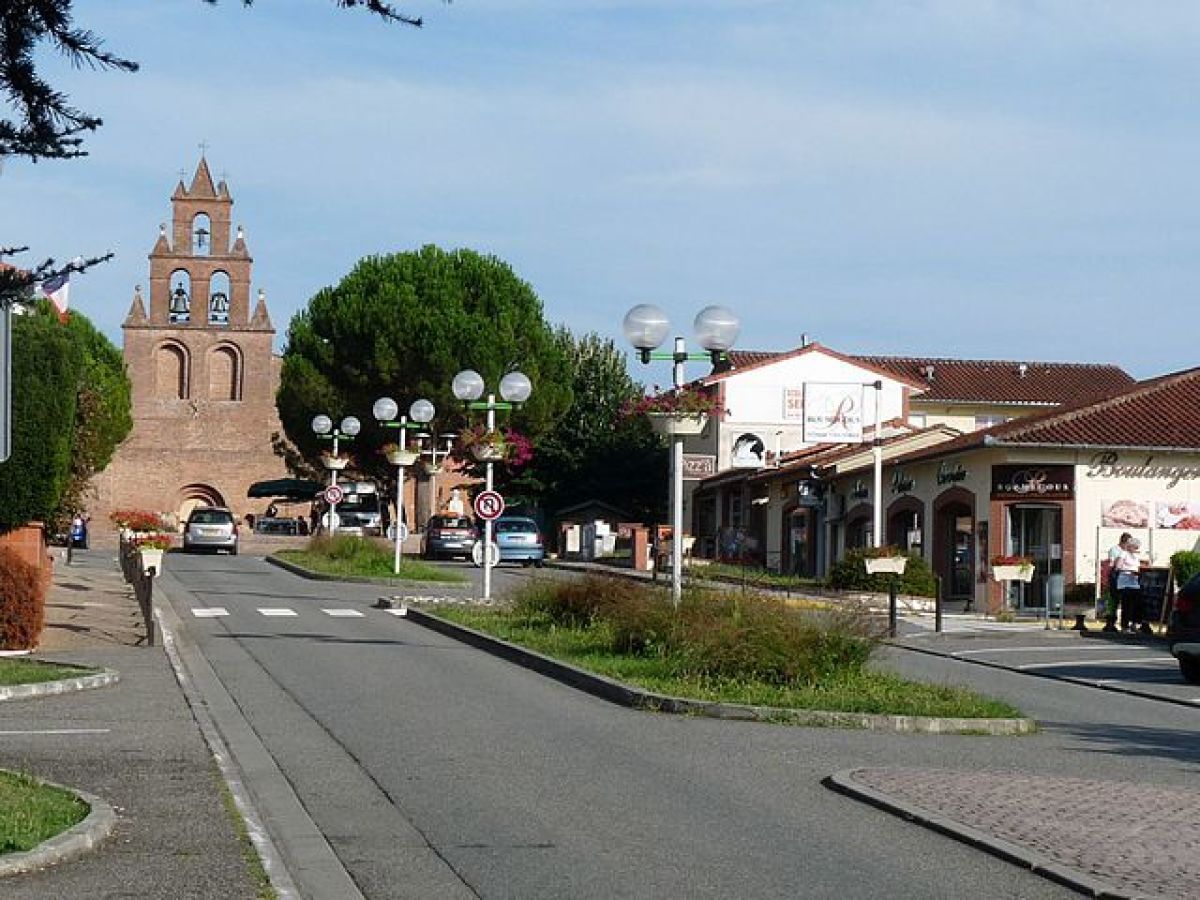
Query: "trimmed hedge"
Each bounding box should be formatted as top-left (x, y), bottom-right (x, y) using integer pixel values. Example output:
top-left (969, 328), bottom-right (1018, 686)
top-left (825, 549), bottom-right (938, 597)
top-left (0, 547), bottom-right (46, 650)
top-left (1171, 551), bottom-right (1200, 588)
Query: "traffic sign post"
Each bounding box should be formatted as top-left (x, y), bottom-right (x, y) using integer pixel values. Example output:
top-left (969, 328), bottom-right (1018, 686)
top-left (474, 490), bottom-right (505, 521)
top-left (323, 484), bottom-right (344, 505)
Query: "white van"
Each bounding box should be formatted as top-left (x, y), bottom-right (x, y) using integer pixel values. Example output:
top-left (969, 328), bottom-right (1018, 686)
top-left (330, 482), bottom-right (383, 536)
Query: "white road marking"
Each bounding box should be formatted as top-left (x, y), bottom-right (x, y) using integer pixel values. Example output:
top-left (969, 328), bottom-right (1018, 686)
top-left (1018, 658), bottom-right (1179, 670)
top-left (258, 608), bottom-right (298, 617)
top-left (385, 607), bottom-right (409, 617)
top-left (192, 607), bottom-right (229, 617)
top-left (0, 728), bottom-right (111, 736)
top-left (952, 645), bottom-right (1158, 657)
top-left (321, 609), bottom-right (364, 617)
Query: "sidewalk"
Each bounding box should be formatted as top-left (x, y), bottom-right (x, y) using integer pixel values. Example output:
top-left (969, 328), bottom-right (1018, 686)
top-left (0, 542), bottom-right (261, 899)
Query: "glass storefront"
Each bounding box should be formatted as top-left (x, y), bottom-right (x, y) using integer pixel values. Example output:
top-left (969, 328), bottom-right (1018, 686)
top-left (1006, 504), bottom-right (1064, 611)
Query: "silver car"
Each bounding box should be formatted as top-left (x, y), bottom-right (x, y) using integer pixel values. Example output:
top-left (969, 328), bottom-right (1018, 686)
top-left (184, 506), bottom-right (239, 554)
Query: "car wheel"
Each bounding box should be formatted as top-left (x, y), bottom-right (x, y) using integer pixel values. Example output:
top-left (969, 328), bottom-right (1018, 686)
top-left (534, 559), bottom-right (545, 568)
top-left (1180, 656), bottom-right (1200, 685)
top-left (230, 546), bottom-right (238, 556)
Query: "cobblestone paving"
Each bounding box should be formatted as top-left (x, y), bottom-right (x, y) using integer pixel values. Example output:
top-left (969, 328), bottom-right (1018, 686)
top-left (848, 768), bottom-right (1200, 899)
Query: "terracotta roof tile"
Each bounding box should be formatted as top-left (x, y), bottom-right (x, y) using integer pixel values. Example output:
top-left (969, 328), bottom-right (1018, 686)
top-left (851, 355), bottom-right (1134, 405)
top-left (895, 367), bottom-right (1200, 463)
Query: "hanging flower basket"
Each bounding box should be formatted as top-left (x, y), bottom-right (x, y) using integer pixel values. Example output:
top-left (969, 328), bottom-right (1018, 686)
top-left (322, 455), bottom-right (349, 471)
top-left (423, 461), bottom-right (444, 475)
top-left (992, 564), bottom-right (1035, 582)
top-left (385, 449), bottom-right (420, 467)
top-left (864, 556), bottom-right (908, 575)
top-left (647, 412), bottom-right (709, 437)
top-left (140, 548), bottom-right (164, 576)
top-left (471, 443), bottom-right (508, 462)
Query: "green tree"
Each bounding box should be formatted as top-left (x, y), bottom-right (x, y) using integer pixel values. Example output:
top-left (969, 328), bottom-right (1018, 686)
top-left (50, 312), bottom-right (133, 530)
top-left (0, 304), bottom-right (131, 532)
top-left (277, 246), bottom-right (573, 493)
top-left (511, 328), bottom-right (667, 523)
top-left (0, 306), bottom-right (79, 530)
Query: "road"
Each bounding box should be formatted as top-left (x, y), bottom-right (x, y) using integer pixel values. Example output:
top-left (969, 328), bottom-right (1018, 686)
top-left (159, 554), bottom-right (1200, 899)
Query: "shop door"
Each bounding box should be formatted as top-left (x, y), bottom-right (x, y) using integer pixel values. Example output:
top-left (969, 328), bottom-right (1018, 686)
top-left (1007, 505), bottom-right (1063, 611)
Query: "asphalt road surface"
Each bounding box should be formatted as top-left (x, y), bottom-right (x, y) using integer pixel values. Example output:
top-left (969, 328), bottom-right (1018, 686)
top-left (159, 554), bottom-right (1200, 899)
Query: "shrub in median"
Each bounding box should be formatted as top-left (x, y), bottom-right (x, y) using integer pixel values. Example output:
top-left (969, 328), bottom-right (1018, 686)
top-left (826, 548), bottom-right (937, 597)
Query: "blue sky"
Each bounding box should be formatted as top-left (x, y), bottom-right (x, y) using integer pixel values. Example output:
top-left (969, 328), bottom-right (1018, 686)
top-left (4, 1), bottom-right (1198, 379)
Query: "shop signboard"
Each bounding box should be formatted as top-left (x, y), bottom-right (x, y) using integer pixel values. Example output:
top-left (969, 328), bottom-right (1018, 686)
top-left (991, 464), bottom-right (1074, 500)
top-left (803, 383), bottom-right (864, 443)
top-left (682, 454), bottom-right (716, 480)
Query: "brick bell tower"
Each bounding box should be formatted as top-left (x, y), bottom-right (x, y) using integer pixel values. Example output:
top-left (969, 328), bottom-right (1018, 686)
top-left (91, 156), bottom-right (290, 528)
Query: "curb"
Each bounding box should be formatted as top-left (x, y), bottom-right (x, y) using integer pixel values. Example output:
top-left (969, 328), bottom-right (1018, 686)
top-left (0, 667), bottom-right (119, 703)
top-left (263, 554), bottom-right (467, 589)
top-left (404, 607), bottom-right (1036, 735)
top-left (824, 769), bottom-right (1129, 899)
top-left (0, 777), bottom-right (117, 878)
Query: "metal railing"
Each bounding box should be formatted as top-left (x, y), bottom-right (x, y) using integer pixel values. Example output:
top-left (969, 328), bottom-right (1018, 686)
top-left (117, 534), bottom-right (158, 647)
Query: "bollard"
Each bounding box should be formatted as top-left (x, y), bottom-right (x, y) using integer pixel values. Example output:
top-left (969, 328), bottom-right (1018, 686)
top-left (888, 578), bottom-right (898, 638)
top-left (934, 574), bottom-right (943, 634)
top-left (1073, 613), bottom-right (1087, 631)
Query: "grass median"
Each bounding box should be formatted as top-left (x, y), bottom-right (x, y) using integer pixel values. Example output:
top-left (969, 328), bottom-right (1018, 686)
top-left (432, 576), bottom-right (1024, 721)
top-left (0, 770), bottom-right (89, 855)
top-left (0, 659), bottom-right (97, 687)
top-left (276, 535), bottom-right (467, 584)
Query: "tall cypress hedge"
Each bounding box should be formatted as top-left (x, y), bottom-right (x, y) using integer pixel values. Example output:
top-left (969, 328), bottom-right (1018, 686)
top-left (0, 307), bottom-right (80, 530)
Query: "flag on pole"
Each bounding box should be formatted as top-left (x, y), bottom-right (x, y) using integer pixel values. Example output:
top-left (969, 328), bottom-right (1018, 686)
top-left (39, 271), bottom-right (70, 323)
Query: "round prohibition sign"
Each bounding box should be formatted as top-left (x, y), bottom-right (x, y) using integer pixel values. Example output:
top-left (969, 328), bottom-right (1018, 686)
top-left (323, 484), bottom-right (344, 505)
top-left (474, 490), bottom-right (505, 521)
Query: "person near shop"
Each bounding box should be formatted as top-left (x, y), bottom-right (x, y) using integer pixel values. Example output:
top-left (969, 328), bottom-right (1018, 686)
top-left (1114, 536), bottom-right (1145, 633)
top-left (1102, 533), bottom-right (1132, 631)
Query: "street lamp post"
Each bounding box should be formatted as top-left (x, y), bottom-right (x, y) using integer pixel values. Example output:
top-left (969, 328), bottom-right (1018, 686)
top-left (374, 396), bottom-right (433, 575)
top-left (416, 426), bottom-right (456, 525)
top-left (624, 304), bottom-right (740, 607)
top-left (311, 414), bottom-right (361, 536)
top-left (452, 369), bottom-right (532, 603)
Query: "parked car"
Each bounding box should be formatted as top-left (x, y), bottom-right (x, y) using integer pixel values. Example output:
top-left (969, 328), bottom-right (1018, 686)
top-left (331, 482), bottom-right (384, 536)
top-left (493, 516), bottom-right (545, 567)
top-left (1168, 571), bottom-right (1200, 684)
top-left (183, 506), bottom-right (239, 555)
top-left (422, 515), bottom-right (477, 560)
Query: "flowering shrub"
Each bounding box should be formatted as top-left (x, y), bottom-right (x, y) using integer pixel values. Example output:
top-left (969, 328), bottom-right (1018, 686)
top-left (111, 509), bottom-right (167, 532)
top-left (991, 554), bottom-right (1034, 567)
top-left (133, 533), bottom-right (174, 551)
top-left (622, 385), bottom-right (726, 420)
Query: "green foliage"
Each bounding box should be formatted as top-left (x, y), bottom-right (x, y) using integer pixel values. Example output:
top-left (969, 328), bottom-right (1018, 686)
top-left (277, 535), bottom-right (467, 583)
top-left (0, 307), bottom-right (78, 530)
top-left (0, 305), bottom-right (131, 532)
top-left (277, 246), bottom-right (572, 497)
top-left (826, 549), bottom-right (938, 598)
top-left (1171, 551), bottom-right (1200, 587)
top-left (0, 770), bottom-right (89, 854)
top-left (517, 328), bottom-right (667, 523)
top-left (508, 576), bottom-right (877, 687)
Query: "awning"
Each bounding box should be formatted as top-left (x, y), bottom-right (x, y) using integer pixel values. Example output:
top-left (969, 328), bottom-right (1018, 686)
top-left (246, 478), bottom-right (324, 501)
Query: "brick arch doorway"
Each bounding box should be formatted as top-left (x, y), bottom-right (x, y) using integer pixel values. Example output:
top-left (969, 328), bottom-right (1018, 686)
top-left (933, 487), bottom-right (976, 603)
top-left (177, 483), bottom-right (227, 531)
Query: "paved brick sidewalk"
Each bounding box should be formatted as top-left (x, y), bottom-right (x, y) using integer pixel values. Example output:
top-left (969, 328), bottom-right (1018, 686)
top-left (837, 768), bottom-right (1200, 899)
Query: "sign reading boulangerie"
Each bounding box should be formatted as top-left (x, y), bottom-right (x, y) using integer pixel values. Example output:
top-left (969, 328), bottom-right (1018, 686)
top-left (991, 465), bottom-right (1075, 500)
top-left (803, 383), bottom-right (864, 442)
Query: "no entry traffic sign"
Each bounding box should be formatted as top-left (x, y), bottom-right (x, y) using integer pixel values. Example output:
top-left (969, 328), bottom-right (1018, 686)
top-left (324, 484), bottom-right (344, 505)
top-left (474, 489), bottom-right (505, 521)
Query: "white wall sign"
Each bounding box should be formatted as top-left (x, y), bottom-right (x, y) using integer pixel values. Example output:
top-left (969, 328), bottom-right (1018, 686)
top-left (782, 387), bottom-right (804, 421)
top-left (683, 454), bottom-right (716, 480)
top-left (802, 383), bottom-right (864, 443)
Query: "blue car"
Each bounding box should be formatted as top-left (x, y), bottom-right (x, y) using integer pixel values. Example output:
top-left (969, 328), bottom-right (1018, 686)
top-left (492, 517), bottom-right (545, 567)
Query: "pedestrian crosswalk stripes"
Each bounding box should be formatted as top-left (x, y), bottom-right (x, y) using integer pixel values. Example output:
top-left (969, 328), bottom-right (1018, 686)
top-left (188, 600), bottom-right (464, 620)
top-left (192, 607), bottom-right (229, 617)
top-left (258, 608), bottom-right (298, 617)
top-left (321, 609), bottom-right (365, 617)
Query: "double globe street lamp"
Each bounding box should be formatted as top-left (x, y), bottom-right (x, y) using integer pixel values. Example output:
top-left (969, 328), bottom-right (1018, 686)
top-left (310, 414), bottom-right (361, 537)
top-left (373, 396), bottom-right (436, 574)
top-left (623, 304), bottom-right (740, 606)
top-left (452, 369), bottom-right (532, 602)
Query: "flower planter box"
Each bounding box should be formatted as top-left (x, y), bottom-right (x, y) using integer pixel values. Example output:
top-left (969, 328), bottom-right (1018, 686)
top-left (423, 462), bottom-right (444, 475)
top-left (323, 456), bottom-right (349, 471)
top-left (385, 449), bottom-right (420, 467)
top-left (992, 564), bottom-right (1034, 583)
top-left (864, 556), bottom-right (908, 575)
top-left (648, 413), bottom-right (709, 437)
top-left (140, 548), bottom-right (164, 576)
top-left (471, 444), bottom-right (507, 462)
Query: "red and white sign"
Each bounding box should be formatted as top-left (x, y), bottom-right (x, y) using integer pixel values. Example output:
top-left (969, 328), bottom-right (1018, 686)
top-left (474, 490), bottom-right (505, 521)
top-left (324, 484), bottom-right (344, 505)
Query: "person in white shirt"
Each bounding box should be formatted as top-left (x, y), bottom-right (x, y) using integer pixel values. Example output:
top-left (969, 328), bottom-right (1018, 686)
top-left (1113, 536), bottom-right (1144, 632)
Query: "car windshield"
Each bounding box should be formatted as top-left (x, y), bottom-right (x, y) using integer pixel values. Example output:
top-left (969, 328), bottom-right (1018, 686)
top-left (189, 509), bottom-right (233, 525)
top-left (340, 493), bottom-right (379, 512)
top-left (435, 517), bottom-right (473, 530)
top-left (495, 519), bottom-right (537, 534)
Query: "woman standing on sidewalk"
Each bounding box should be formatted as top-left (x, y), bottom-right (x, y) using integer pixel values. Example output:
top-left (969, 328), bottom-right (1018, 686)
top-left (1113, 536), bottom-right (1145, 633)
